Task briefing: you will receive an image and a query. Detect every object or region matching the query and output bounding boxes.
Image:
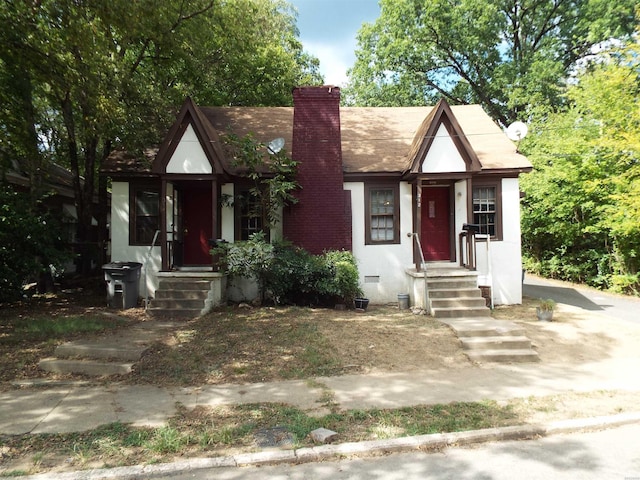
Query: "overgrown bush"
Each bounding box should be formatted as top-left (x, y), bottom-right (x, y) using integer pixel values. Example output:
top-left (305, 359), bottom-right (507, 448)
top-left (0, 185), bottom-right (70, 302)
top-left (218, 233), bottom-right (363, 307)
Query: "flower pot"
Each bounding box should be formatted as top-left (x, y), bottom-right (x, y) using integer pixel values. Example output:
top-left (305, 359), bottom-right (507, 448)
top-left (536, 307), bottom-right (554, 321)
top-left (354, 298), bottom-right (369, 311)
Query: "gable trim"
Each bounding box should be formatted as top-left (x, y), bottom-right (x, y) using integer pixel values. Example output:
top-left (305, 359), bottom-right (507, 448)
top-left (406, 99), bottom-right (482, 177)
top-left (152, 97), bottom-right (228, 176)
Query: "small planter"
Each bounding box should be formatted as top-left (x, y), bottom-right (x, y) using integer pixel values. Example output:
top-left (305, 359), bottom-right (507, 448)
top-left (354, 298), bottom-right (369, 311)
top-left (536, 298), bottom-right (556, 321)
top-left (536, 307), bottom-right (554, 322)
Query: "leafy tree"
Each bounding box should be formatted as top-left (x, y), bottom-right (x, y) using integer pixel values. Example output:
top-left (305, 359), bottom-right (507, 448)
top-left (345, 0), bottom-right (636, 124)
top-left (0, 184), bottom-right (70, 302)
top-left (0, 0), bottom-right (321, 273)
top-left (222, 132), bottom-right (300, 230)
top-left (520, 35), bottom-right (640, 293)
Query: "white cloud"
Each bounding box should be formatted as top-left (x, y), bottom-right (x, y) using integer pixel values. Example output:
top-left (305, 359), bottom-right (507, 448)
top-left (305, 39), bottom-right (357, 87)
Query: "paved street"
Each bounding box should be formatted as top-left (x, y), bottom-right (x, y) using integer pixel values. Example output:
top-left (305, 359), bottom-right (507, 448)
top-left (167, 423), bottom-right (640, 480)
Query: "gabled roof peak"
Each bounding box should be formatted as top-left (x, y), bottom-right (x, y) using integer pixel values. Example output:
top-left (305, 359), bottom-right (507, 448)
top-left (152, 97), bottom-right (229, 176)
top-left (405, 98), bottom-right (482, 176)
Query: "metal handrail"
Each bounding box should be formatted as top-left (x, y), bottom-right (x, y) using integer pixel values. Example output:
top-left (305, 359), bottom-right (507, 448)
top-left (460, 229), bottom-right (493, 309)
top-left (143, 230), bottom-right (160, 310)
top-left (476, 233), bottom-right (493, 309)
top-left (408, 232), bottom-right (431, 315)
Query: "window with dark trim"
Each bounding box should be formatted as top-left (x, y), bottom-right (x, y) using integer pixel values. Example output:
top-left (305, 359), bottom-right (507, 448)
top-left (130, 185), bottom-right (160, 245)
top-left (235, 188), bottom-right (269, 241)
top-left (472, 180), bottom-right (502, 239)
top-left (365, 184), bottom-right (400, 245)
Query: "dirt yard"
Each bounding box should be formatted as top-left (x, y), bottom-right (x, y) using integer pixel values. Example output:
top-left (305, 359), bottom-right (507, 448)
top-left (3, 291), bottom-right (640, 387)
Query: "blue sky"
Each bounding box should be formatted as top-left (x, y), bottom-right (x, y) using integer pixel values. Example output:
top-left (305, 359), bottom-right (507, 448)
top-left (290, 0), bottom-right (381, 86)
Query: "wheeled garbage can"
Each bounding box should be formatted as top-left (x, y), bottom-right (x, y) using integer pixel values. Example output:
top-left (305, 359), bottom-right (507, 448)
top-left (102, 262), bottom-right (142, 309)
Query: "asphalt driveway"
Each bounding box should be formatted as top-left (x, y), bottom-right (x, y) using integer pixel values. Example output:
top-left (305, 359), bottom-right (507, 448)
top-left (523, 273), bottom-right (640, 325)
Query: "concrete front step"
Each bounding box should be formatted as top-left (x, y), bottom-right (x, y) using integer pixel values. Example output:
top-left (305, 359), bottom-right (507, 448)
top-left (39, 358), bottom-right (135, 376)
top-left (157, 280), bottom-right (213, 290)
top-left (146, 307), bottom-right (203, 318)
top-left (440, 318), bottom-right (525, 337)
top-left (460, 335), bottom-right (532, 350)
top-left (430, 297), bottom-right (487, 309)
top-left (54, 343), bottom-right (147, 362)
top-left (431, 307), bottom-right (491, 318)
top-left (155, 289), bottom-right (209, 300)
top-left (148, 298), bottom-right (206, 310)
top-left (429, 288), bottom-right (483, 299)
top-left (427, 279), bottom-right (479, 290)
top-left (440, 317), bottom-right (538, 363)
top-left (466, 349), bottom-right (540, 363)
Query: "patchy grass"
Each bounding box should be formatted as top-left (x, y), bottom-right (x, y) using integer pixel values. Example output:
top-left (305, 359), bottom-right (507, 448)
top-left (0, 399), bottom-right (519, 474)
top-left (130, 305), bottom-right (466, 386)
top-left (3, 389), bottom-right (638, 476)
top-left (0, 291), bottom-right (137, 383)
top-left (491, 296), bottom-right (539, 321)
top-left (0, 292), bottom-right (466, 386)
top-left (132, 307), bottom-right (347, 385)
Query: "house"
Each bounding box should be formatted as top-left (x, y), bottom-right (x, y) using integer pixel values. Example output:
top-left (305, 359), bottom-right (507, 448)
top-left (102, 86), bottom-right (532, 315)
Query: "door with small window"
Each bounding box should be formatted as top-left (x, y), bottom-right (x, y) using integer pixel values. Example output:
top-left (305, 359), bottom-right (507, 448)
top-left (420, 186), bottom-right (451, 261)
top-left (181, 187), bottom-right (213, 265)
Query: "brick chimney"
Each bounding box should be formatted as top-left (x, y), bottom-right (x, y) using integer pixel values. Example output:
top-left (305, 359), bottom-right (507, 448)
top-left (284, 86), bottom-right (352, 254)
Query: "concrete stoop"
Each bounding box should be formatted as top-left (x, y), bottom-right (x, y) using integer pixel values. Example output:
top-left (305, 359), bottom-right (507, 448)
top-left (424, 265), bottom-right (492, 319)
top-left (38, 321), bottom-right (179, 377)
top-left (147, 273), bottom-right (226, 319)
top-left (441, 317), bottom-right (539, 363)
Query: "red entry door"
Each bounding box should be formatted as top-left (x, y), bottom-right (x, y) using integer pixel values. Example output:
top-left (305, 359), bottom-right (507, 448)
top-left (182, 188), bottom-right (213, 265)
top-left (421, 186), bottom-right (451, 261)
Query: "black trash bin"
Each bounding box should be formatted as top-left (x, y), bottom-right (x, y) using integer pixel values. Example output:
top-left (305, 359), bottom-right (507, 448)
top-left (102, 262), bottom-right (142, 309)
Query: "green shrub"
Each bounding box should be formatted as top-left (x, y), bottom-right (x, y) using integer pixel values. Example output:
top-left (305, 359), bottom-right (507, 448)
top-left (220, 234), bottom-right (363, 307)
top-left (609, 274), bottom-right (640, 295)
top-left (0, 185), bottom-right (70, 302)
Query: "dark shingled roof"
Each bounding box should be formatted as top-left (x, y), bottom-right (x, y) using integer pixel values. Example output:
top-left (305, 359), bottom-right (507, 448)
top-left (103, 103), bottom-right (531, 176)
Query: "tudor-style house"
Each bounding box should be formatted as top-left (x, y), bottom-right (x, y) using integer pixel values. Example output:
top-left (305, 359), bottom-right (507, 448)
top-left (102, 86), bottom-right (532, 317)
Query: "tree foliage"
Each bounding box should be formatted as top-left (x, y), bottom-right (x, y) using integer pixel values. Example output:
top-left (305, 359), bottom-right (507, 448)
top-left (0, 0), bottom-right (321, 272)
top-left (345, 0), bottom-right (636, 125)
top-left (0, 184), bottom-right (70, 301)
top-left (222, 132), bottom-right (300, 230)
top-left (520, 36), bottom-right (640, 293)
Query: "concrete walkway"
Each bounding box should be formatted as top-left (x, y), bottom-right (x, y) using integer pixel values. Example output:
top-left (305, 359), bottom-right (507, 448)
top-left (3, 355), bottom-right (640, 435)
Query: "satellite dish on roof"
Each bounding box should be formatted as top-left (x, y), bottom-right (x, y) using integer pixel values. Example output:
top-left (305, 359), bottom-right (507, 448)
top-left (267, 137), bottom-right (285, 154)
top-left (506, 121), bottom-right (529, 141)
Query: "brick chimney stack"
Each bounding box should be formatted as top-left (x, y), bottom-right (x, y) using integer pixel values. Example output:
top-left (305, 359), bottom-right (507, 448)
top-left (284, 86), bottom-right (352, 254)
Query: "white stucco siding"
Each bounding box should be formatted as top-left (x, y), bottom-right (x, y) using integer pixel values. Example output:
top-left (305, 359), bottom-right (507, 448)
top-left (346, 182), bottom-right (414, 304)
top-left (422, 124), bottom-right (466, 173)
top-left (221, 183), bottom-right (235, 242)
top-left (454, 179), bottom-right (468, 261)
top-left (475, 177), bottom-right (523, 305)
top-left (110, 181), bottom-right (162, 298)
top-left (166, 124), bottom-right (212, 174)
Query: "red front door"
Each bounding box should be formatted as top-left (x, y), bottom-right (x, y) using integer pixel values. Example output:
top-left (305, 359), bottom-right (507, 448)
top-left (421, 186), bottom-right (451, 261)
top-left (182, 187), bottom-right (213, 265)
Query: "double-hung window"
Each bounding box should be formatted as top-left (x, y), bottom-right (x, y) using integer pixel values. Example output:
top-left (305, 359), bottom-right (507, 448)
top-left (365, 184), bottom-right (400, 244)
top-left (472, 181), bottom-right (501, 239)
top-left (130, 185), bottom-right (160, 245)
top-left (235, 188), bottom-right (269, 241)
